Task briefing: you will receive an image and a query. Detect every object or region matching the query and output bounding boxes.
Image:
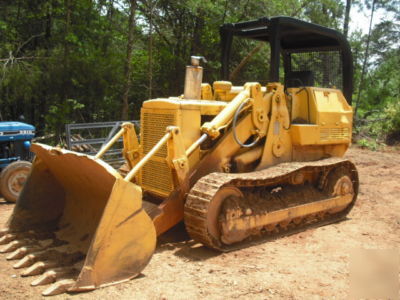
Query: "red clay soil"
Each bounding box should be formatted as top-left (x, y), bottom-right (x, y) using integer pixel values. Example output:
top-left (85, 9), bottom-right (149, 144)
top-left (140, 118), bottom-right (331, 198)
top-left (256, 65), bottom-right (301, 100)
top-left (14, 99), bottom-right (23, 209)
top-left (0, 146), bottom-right (399, 299)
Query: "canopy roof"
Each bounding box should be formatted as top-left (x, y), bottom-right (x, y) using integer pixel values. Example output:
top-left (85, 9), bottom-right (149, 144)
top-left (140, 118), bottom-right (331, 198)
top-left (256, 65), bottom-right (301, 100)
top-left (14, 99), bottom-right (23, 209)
top-left (220, 16), bottom-right (353, 102)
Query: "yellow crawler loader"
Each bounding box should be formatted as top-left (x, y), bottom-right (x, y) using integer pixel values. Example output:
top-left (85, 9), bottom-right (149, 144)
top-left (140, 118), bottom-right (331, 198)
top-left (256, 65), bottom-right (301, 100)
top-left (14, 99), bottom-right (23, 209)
top-left (0, 17), bottom-right (358, 296)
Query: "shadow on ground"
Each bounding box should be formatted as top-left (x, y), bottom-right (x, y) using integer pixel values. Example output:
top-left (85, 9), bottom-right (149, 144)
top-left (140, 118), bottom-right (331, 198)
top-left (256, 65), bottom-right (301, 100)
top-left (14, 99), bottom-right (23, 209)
top-left (156, 221), bottom-right (220, 261)
top-left (155, 215), bottom-right (352, 263)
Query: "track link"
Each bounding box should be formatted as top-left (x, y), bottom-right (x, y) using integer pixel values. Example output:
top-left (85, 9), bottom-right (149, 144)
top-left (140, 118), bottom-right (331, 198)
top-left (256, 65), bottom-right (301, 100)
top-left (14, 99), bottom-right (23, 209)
top-left (184, 158), bottom-right (359, 251)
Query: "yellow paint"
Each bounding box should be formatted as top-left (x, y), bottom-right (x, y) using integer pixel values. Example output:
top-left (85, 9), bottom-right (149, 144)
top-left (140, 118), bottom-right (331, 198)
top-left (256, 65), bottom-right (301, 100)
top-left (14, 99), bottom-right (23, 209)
top-left (201, 83), bottom-right (214, 100)
top-left (258, 83), bottom-right (292, 168)
top-left (139, 105), bottom-right (200, 197)
top-left (73, 178), bottom-right (156, 291)
top-left (221, 194), bottom-right (353, 236)
top-left (142, 98), bottom-right (227, 115)
top-left (288, 86), bottom-right (353, 158)
top-left (7, 144), bottom-right (156, 292)
top-left (121, 122), bottom-right (140, 170)
top-left (201, 85), bottom-right (251, 138)
top-left (3, 78), bottom-right (355, 293)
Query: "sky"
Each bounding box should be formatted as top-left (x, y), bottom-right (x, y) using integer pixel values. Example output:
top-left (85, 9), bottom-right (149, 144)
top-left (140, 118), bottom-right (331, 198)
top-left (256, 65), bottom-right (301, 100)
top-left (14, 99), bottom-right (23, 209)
top-left (350, 4), bottom-right (394, 34)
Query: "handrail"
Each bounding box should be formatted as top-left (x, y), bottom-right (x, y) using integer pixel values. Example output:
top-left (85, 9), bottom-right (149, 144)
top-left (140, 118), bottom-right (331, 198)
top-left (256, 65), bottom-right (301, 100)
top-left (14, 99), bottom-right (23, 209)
top-left (124, 131), bottom-right (172, 182)
top-left (94, 127), bottom-right (126, 159)
top-left (96, 124), bottom-right (208, 182)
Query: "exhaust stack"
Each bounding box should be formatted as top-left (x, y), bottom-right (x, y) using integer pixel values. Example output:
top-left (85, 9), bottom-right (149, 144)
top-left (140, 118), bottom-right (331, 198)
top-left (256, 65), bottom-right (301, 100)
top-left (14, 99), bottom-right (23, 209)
top-left (184, 56), bottom-right (207, 99)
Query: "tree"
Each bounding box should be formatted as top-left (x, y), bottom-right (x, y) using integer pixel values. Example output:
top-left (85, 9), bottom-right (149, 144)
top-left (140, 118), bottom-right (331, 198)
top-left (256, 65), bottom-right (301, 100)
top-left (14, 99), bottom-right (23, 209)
top-left (4, 0), bottom-right (397, 144)
top-left (354, 0), bottom-right (376, 118)
top-left (121, 0), bottom-right (137, 120)
top-left (343, 0), bottom-right (352, 37)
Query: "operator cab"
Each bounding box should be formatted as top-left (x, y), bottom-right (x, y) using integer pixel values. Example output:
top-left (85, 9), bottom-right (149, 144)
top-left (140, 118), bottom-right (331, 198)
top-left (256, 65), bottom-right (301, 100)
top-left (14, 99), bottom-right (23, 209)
top-left (219, 16), bottom-right (353, 103)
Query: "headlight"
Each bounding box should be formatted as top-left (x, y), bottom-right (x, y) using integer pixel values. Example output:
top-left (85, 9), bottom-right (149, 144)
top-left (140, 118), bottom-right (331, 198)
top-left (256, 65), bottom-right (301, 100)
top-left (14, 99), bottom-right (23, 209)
top-left (23, 140), bottom-right (31, 150)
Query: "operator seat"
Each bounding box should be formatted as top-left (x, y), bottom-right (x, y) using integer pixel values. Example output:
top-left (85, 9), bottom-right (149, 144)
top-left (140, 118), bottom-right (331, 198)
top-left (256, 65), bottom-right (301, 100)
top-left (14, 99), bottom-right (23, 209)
top-left (285, 71), bottom-right (314, 88)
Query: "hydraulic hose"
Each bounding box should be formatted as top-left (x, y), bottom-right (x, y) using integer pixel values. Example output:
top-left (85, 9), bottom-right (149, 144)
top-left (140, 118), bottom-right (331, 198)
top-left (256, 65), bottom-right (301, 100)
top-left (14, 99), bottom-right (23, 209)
top-left (232, 98), bottom-right (260, 148)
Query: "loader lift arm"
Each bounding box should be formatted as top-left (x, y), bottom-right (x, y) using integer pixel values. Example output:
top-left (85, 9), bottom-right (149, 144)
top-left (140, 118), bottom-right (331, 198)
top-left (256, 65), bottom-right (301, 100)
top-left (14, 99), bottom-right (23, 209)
top-left (93, 82), bottom-right (275, 236)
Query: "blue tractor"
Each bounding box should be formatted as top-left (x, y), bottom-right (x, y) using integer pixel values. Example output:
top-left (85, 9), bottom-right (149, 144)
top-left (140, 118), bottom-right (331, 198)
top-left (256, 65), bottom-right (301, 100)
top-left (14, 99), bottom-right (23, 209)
top-left (0, 121), bottom-right (35, 202)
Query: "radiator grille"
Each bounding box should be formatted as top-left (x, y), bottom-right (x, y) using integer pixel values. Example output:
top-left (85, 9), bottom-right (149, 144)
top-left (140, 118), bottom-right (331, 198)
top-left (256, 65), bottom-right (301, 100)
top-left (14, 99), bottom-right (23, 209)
top-left (320, 127), bottom-right (350, 141)
top-left (140, 111), bottom-right (176, 196)
top-left (142, 160), bottom-right (174, 195)
top-left (142, 112), bottom-right (176, 156)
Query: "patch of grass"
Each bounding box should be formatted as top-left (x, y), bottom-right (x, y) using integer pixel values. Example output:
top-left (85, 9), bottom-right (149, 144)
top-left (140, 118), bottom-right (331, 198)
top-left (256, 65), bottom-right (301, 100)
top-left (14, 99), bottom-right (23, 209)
top-left (356, 138), bottom-right (380, 151)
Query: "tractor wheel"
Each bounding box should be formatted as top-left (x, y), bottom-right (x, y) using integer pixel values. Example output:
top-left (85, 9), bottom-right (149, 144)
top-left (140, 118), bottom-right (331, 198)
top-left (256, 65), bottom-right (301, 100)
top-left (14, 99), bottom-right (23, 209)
top-left (0, 161), bottom-right (32, 203)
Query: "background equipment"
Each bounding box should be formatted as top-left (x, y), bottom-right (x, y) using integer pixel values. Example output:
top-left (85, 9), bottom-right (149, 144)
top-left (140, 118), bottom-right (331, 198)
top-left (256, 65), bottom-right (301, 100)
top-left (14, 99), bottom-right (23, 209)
top-left (0, 121), bottom-right (35, 202)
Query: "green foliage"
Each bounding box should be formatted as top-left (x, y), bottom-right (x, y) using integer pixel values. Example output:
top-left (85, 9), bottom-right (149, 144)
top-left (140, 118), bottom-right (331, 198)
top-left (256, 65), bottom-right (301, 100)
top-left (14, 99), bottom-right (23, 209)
top-left (0, 0), bottom-right (398, 146)
top-left (384, 102), bottom-right (400, 134)
top-left (356, 138), bottom-right (380, 151)
top-left (351, 0), bottom-right (400, 145)
top-left (45, 98), bottom-right (85, 140)
top-left (362, 50), bottom-right (400, 109)
top-left (356, 49), bottom-right (400, 143)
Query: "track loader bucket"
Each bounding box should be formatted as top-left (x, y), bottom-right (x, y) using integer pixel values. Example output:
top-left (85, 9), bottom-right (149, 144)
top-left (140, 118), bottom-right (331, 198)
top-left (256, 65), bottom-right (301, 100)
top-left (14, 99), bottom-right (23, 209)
top-left (0, 143), bottom-right (156, 296)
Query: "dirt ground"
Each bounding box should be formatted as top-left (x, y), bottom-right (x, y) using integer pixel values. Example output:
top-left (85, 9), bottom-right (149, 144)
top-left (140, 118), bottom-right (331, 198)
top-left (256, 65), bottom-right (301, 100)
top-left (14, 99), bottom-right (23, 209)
top-left (0, 146), bottom-right (399, 299)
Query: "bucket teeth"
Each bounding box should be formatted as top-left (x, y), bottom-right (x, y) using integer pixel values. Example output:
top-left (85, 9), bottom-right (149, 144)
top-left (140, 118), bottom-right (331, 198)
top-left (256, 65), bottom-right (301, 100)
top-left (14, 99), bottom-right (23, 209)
top-left (21, 261), bottom-right (57, 277)
top-left (13, 253), bottom-right (37, 269)
top-left (13, 247), bottom-right (57, 268)
top-left (31, 267), bottom-right (76, 286)
top-left (6, 246), bottom-right (32, 260)
top-left (31, 270), bottom-right (57, 286)
top-left (42, 279), bottom-right (76, 296)
top-left (0, 228), bottom-right (9, 238)
top-left (0, 234), bottom-right (16, 245)
top-left (0, 240), bottom-right (24, 253)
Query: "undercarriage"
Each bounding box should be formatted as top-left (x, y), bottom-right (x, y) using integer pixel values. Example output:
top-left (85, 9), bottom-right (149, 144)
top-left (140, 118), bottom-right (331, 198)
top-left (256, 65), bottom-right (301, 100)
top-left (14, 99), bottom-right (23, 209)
top-left (185, 158), bottom-right (358, 251)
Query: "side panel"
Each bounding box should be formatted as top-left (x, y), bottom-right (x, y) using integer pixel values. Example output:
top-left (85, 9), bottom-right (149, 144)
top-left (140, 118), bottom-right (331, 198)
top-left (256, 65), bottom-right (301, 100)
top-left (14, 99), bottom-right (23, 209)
top-left (289, 87), bottom-right (353, 160)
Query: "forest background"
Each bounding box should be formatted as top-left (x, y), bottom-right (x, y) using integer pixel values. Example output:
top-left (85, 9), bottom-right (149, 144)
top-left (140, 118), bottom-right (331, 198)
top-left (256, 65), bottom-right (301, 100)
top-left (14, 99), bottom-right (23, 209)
top-left (0, 0), bottom-right (399, 147)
